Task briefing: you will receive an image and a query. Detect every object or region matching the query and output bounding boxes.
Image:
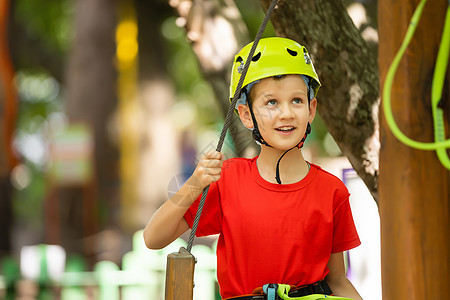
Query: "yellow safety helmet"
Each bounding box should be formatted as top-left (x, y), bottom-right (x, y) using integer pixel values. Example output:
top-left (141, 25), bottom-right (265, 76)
top-left (229, 37), bottom-right (321, 101)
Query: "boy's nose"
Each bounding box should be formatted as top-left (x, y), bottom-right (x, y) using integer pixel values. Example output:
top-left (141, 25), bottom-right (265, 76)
top-left (279, 103), bottom-right (295, 119)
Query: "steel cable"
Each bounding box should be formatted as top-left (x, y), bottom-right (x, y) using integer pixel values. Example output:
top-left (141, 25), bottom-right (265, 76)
top-left (187, 0), bottom-right (279, 252)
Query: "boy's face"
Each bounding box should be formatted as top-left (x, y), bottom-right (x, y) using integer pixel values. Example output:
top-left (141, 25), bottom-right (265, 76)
top-left (238, 74), bottom-right (317, 151)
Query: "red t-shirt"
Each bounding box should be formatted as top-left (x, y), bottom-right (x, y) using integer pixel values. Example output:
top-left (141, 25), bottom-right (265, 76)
top-left (184, 157), bottom-right (360, 298)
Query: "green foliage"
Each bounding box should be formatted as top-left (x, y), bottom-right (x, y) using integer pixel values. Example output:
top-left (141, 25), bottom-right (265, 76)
top-left (12, 71), bottom-right (64, 224)
top-left (161, 16), bottom-right (221, 127)
top-left (12, 164), bottom-right (46, 225)
top-left (14, 0), bottom-right (71, 51)
top-left (234, 0), bottom-right (276, 38)
top-left (15, 72), bottom-right (62, 131)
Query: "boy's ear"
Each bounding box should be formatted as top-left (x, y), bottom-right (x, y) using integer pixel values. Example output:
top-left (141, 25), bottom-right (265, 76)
top-left (237, 104), bottom-right (254, 129)
top-left (308, 98), bottom-right (318, 123)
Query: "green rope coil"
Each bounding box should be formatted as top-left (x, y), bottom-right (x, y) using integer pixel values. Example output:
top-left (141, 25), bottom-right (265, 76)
top-left (382, 0), bottom-right (450, 169)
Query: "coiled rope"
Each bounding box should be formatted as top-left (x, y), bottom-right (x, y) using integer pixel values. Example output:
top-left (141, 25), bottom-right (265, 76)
top-left (382, 0), bottom-right (450, 169)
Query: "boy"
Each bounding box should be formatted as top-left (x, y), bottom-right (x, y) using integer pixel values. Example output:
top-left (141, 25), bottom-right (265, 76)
top-left (144, 37), bottom-right (362, 299)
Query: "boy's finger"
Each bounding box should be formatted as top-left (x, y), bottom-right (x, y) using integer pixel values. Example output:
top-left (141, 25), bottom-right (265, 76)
top-left (207, 168), bottom-right (222, 175)
top-left (205, 150), bottom-right (224, 159)
top-left (210, 175), bottom-right (221, 182)
top-left (205, 159), bottom-right (223, 167)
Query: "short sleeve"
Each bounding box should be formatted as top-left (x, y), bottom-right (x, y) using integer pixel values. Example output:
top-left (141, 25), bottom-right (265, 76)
top-left (184, 181), bottom-right (222, 237)
top-left (332, 196), bottom-right (361, 253)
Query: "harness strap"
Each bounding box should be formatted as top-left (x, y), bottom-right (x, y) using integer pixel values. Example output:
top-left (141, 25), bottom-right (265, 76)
top-left (263, 284), bottom-right (278, 300)
top-left (223, 280), bottom-right (335, 300)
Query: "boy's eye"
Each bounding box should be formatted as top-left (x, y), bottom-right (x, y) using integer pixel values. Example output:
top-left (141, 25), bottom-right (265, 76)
top-left (292, 97), bottom-right (303, 104)
top-left (266, 99), bottom-right (278, 106)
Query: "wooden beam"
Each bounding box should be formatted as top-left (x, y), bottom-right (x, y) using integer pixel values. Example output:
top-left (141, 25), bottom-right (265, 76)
top-left (378, 0), bottom-right (450, 298)
top-left (165, 247), bottom-right (195, 300)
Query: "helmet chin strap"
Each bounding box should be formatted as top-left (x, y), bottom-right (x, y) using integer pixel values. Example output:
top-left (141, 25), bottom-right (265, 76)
top-left (247, 99), bottom-right (271, 147)
top-left (275, 123), bottom-right (311, 184)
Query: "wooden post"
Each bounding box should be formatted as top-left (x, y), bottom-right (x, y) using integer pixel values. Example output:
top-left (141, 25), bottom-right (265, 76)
top-left (378, 0), bottom-right (450, 299)
top-left (165, 247), bottom-right (195, 300)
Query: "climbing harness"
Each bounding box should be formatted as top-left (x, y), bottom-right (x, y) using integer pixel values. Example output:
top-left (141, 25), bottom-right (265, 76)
top-left (223, 281), bottom-right (354, 300)
top-left (275, 284), bottom-right (353, 300)
top-left (186, 0), bottom-right (280, 252)
top-left (382, 0), bottom-right (450, 169)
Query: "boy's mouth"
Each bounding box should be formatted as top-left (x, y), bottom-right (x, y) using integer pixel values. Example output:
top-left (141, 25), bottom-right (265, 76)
top-left (275, 126), bottom-right (295, 132)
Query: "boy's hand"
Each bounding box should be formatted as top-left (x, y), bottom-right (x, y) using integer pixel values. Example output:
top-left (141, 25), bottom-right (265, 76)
top-left (169, 150), bottom-right (224, 208)
top-left (191, 150), bottom-right (224, 189)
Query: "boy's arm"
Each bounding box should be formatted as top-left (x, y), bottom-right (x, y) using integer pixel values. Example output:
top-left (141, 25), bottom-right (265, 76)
top-left (325, 252), bottom-right (363, 300)
top-left (143, 150), bottom-right (224, 250)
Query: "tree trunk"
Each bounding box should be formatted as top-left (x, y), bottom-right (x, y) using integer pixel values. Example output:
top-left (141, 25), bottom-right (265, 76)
top-left (169, 0), bottom-right (259, 157)
top-left (60, 0), bottom-right (119, 256)
top-left (0, 177), bottom-right (13, 258)
top-left (0, 0), bottom-right (17, 258)
top-left (130, 0), bottom-right (182, 229)
top-left (378, 0), bottom-right (450, 298)
top-left (260, 0), bottom-right (380, 202)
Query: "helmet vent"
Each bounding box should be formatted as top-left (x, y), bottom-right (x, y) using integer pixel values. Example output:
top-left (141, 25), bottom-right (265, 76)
top-left (302, 48), bottom-right (312, 64)
top-left (252, 52), bottom-right (261, 62)
top-left (286, 48), bottom-right (298, 56)
top-left (236, 56), bottom-right (243, 63)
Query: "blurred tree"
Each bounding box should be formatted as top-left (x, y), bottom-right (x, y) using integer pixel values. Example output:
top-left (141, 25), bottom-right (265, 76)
top-left (56, 0), bottom-right (118, 257)
top-left (6, 0), bottom-right (382, 258)
top-left (7, 0), bottom-right (75, 256)
top-left (7, 0), bottom-right (120, 261)
top-left (0, 0), bottom-right (17, 257)
top-left (130, 0), bottom-right (181, 231)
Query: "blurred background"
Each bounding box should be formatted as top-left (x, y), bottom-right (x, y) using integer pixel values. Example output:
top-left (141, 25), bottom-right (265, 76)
top-left (0, 0), bottom-right (381, 299)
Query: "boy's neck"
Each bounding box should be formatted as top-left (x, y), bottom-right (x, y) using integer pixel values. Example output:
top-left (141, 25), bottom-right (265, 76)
top-left (256, 147), bottom-right (310, 184)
